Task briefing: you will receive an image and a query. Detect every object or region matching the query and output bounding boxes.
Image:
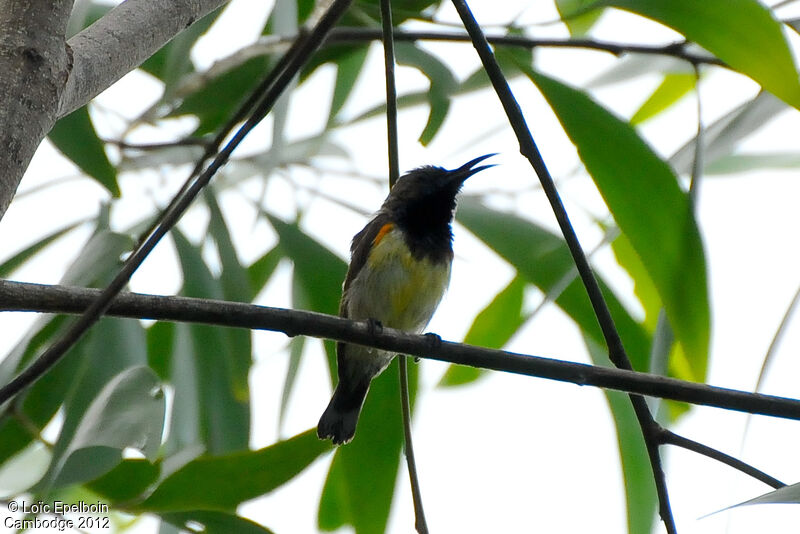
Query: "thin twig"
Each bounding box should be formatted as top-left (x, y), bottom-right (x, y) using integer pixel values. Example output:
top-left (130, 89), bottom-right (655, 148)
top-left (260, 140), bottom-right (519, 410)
top-left (379, 1), bottom-right (429, 530)
top-left (327, 28), bottom-right (725, 67)
top-left (658, 429), bottom-right (785, 489)
top-left (104, 137), bottom-right (214, 151)
top-left (399, 356), bottom-right (428, 534)
top-left (381, 1), bottom-right (400, 189)
top-left (0, 0), bottom-right (355, 406)
top-left (449, 1), bottom-right (677, 531)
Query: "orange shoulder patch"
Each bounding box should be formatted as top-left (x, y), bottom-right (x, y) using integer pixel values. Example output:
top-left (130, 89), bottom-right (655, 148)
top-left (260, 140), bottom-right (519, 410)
top-left (372, 223), bottom-right (394, 246)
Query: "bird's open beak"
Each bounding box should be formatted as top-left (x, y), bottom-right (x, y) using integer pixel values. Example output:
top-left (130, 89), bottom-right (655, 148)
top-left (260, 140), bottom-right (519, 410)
top-left (449, 153), bottom-right (497, 185)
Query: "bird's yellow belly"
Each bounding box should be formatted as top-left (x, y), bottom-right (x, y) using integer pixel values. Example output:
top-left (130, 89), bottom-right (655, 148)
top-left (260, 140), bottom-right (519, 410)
top-left (346, 228), bottom-right (451, 333)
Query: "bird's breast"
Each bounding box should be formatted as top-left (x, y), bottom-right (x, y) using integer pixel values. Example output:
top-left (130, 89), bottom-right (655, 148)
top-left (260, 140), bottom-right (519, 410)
top-left (346, 225), bottom-right (451, 332)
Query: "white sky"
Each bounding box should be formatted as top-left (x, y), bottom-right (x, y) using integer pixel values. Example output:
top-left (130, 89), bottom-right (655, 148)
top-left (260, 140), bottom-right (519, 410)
top-left (2, 0), bottom-right (800, 533)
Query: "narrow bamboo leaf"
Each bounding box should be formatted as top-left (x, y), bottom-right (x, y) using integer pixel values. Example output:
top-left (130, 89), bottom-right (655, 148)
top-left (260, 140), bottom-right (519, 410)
top-left (163, 322), bottom-right (203, 454)
top-left (139, 429), bottom-right (330, 512)
top-left (147, 321), bottom-right (175, 381)
top-left (140, 6), bottom-right (223, 83)
top-left (328, 46), bottom-right (369, 125)
top-left (556, 0), bottom-right (604, 36)
top-left (204, 189), bottom-right (253, 401)
top-left (721, 482), bottom-right (800, 510)
top-left (586, 338), bottom-right (657, 534)
top-left (86, 458), bottom-right (160, 502)
top-left (44, 318), bottom-right (149, 490)
top-left (47, 367), bottom-right (166, 488)
top-left (457, 200), bottom-right (651, 370)
top-left (395, 43), bottom-right (457, 145)
top-left (247, 246), bottom-right (283, 293)
top-left (439, 276), bottom-right (526, 387)
top-left (588, 54), bottom-right (693, 89)
top-left (318, 361), bottom-right (413, 534)
top-left (603, 0), bottom-right (800, 108)
top-left (161, 511), bottom-right (275, 534)
top-left (265, 215), bottom-right (346, 316)
top-left (266, 214), bottom-right (346, 379)
top-left (0, 230), bottom-right (132, 465)
top-left (170, 55), bottom-right (270, 136)
top-left (60, 230), bottom-right (133, 288)
top-left (670, 92), bottom-right (786, 175)
top-left (610, 232), bottom-right (660, 332)
top-left (49, 106), bottom-right (119, 196)
top-left (706, 152), bottom-right (800, 175)
top-left (630, 73), bottom-right (696, 125)
top-left (279, 275), bottom-right (311, 432)
top-left (522, 68), bottom-right (709, 381)
top-left (172, 230), bottom-right (250, 454)
top-left (0, 219), bottom-right (84, 278)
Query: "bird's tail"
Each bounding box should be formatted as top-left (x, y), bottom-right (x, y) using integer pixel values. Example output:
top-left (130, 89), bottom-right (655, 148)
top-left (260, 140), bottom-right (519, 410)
top-left (317, 381), bottom-right (369, 445)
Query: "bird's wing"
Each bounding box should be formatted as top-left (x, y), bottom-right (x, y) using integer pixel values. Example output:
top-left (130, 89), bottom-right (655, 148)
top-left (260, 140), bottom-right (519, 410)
top-left (340, 211), bottom-right (391, 313)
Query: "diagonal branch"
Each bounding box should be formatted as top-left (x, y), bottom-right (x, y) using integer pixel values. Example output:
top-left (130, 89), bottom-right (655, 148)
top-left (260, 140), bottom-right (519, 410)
top-left (0, 0), bottom-right (355, 407)
top-left (58, 0), bottom-right (230, 118)
top-left (448, 1), bottom-right (677, 531)
top-left (0, 0), bottom-right (73, 221)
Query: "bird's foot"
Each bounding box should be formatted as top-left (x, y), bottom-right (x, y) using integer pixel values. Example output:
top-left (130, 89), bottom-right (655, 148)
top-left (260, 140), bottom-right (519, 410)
top-left (366, 318), bottom-right (383, 336)
top-left (420, 332), bottom-right (442, 361)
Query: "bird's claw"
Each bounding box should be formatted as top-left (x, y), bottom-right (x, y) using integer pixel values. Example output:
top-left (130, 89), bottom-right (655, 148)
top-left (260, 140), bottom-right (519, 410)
top-left (423, 332), bottom-right (442, 357)
top-left (366, 318), bottom-right (383, 336)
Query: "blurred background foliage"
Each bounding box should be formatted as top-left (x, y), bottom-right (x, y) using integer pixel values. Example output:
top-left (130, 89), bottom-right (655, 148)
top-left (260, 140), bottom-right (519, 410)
top-left (1, 0), bottom-right (800, 533)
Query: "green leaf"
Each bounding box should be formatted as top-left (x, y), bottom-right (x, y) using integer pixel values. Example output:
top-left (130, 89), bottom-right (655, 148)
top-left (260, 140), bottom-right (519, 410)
top-left (630, 73), bottom-right (696, 125)
top-left (610, 232), bottom-right (660, 332)
top-left (279, 275), bottom-right (311, 432)
top-left (139, 429), bottom-right (330, 512)
top-left (556, 0), bottom-right (605, 36)
top-left (602, 0), bottom-right (800, 108)
top-left (586, 338), bottom-right (657, 534)
top-left (706, 152), bottom-right (800, 175)
top-left (86, 459), bottom-right (160, 502)
top-left (670, 92), bottom-right (786, 175)
top-left (44, 317), bottom-right (150, 490)
top-left (266, 214), bottom-right (346, 379)
top-left (395, 43), bottom-right (458, 145)
top-left (169, 55), bottom-right (271, 136)
top-left (48, 106), bottom-right (119, 196)
top-left (46, 366), bottom-right (166, 488)
top-left (204, 188), bottom-right (253, 400)
top-left (328, 45), bottom-right (369, 125)
top-left (318, 360), bottom-right (413, 534)
top-left (0, 231), bottom-right (132, 465)
top-left (0, 219), bottom-right (84, 278)
top-left (247, 246), bottom-right (283, 293)
top-left (439, 275), bottom-right (527, 387)
top-left (141, 5), bottom-right (226, 93)
top-left (457, 200), bottom-right (651, 370)
top-left (147, 321), bottom-right (175, 380)
top-left (522, 67), bottom-right (709, 381)
top-left (161, 511), bottom-right (275, 534)
top-left (172, 230), bottom-right (250, 454)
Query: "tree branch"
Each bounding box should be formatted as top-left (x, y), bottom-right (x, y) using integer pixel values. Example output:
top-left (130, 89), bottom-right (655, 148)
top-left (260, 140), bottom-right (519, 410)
top-left (58, 0), bottom-right (230, 118)
top-left (0, 0), bottom-right (355, 407)
top-left (327, 28), bottom-right (724, 67)
top-left (448, 1), bottom-right (677, 530)
top-left (2, 279), bottom-right (800, 422)
top-left (0, 0), bottom-right (73, 221)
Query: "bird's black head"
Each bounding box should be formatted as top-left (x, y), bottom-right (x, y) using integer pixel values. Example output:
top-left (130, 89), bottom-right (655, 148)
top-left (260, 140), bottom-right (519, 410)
top-left (383, 154), bottom-right (495, 260)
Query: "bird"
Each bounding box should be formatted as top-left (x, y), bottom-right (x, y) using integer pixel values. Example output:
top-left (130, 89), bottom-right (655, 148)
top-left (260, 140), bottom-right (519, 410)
top-left (317, 154), bottom-right (495, 445)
